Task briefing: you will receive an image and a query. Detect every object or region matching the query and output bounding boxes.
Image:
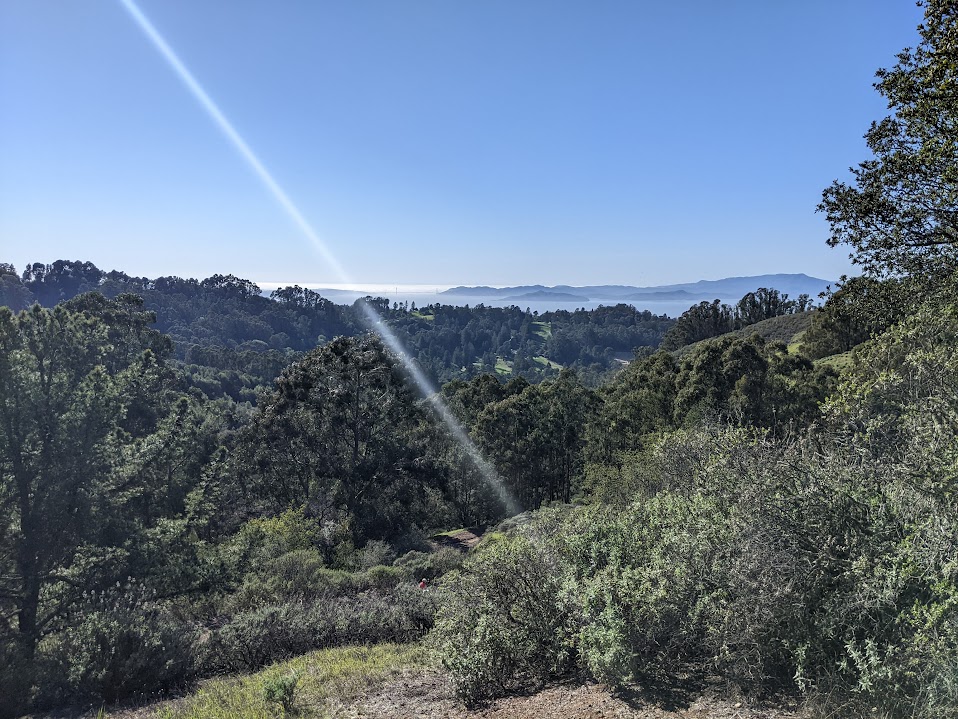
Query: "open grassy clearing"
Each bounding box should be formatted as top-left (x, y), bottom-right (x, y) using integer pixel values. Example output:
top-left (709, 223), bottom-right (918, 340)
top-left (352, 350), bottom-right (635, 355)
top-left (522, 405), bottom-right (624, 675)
top-left (531, 321), bottom-right (551, 339)
top-left (533, 355), bottom-right (562, 369)
top-left (431, 526), bottom-right (484, 539)
top-left (494, 357), bottom-right (512, 375)
top-left (815, 350), bottom-right (854, 373)
top-left (786, 329), bottom-right (806, 354)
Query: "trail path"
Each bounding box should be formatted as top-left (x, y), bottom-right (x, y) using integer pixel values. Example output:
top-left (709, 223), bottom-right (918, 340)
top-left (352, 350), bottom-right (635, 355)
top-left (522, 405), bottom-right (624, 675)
top-left (44, 675), bottom-right (811, 719)
top-left (354, 671), bottom-right (809, 719)
top-left (430, 528), bottom-right (484, 551)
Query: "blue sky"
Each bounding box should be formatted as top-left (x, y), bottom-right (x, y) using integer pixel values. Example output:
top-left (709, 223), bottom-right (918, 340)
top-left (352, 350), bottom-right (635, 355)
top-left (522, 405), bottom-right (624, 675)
top-left (0, 1), bottom-right (925, 287)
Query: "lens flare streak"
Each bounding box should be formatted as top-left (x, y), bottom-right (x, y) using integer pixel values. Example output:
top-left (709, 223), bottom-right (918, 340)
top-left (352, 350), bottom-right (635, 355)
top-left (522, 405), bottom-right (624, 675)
top-left (118, 0), bottom-right (349, 282)
top-left (118, 0), bottom-right (519, 515)
top-left (359, 303), bottom-right (519, 514)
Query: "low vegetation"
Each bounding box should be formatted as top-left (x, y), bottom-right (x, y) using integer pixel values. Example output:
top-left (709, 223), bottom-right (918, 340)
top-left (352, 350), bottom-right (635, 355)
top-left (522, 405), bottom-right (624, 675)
top-left (151, 643), bottom-right (424, 719)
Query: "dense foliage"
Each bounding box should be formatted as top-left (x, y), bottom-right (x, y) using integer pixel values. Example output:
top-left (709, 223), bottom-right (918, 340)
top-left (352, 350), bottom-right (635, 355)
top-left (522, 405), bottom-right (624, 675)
top-left (0, 295), bottom-right (223, 711)
top-left (435, 300), bottom-right (958, 717)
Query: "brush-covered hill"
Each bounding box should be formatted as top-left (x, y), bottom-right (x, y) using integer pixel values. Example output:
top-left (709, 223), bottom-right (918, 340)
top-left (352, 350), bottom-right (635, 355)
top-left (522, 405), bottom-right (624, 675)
top-left (671, 311), bottom-right (814, 359)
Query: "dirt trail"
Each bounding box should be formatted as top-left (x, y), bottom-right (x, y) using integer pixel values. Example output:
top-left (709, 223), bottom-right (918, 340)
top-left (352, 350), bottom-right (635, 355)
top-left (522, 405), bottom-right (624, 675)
top-left (353, 671), bottom-right (809, 719)
top-left (430, 528), bottom-right (484, 551)
top-left (47, 668), bottom-right (809, 719)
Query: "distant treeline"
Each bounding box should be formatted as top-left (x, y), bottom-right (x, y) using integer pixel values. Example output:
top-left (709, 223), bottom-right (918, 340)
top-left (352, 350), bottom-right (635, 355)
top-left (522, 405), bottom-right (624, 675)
top-left (0, 260), bottom-right (678, 394)
top-left (0, 260), bottom-right (824, 401)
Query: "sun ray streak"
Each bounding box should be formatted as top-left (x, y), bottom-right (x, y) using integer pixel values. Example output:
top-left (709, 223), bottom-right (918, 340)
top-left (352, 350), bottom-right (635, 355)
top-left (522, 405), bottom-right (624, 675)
top-left (358, 303), bottom-right (518, 514)
top-left (118, 0), bottom-right (349, 283)
top-left (118, 0), bottom-right (520, 515)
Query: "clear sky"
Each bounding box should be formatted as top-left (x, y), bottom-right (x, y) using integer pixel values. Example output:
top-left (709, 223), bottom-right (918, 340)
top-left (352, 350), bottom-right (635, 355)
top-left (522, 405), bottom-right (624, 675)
top-left (0, 1), bottom-right (925, 287)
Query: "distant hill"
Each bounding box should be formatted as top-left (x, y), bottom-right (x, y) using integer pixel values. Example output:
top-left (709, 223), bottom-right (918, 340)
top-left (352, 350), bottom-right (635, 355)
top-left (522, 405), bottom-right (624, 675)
top-left (672, 312), bottom-right (816, 359)
top-left (442, 284), bottom-right (600, 298)
top-left (440, 274), bottom-right (831, 302)
top-left (620, 290), bottom-right (696, 300)
top-left (502, 290), bottom-right (590, 303)
top-left (640, 274), bottom-right (832, 299)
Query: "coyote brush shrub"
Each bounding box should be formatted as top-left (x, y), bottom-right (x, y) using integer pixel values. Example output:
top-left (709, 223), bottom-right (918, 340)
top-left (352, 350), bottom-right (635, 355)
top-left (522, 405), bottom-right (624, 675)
top-left (432, 530), bottom-right (574, 703)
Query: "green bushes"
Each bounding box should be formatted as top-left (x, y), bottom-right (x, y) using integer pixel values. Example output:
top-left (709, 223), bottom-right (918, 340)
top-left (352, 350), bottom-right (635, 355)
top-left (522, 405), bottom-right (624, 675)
top-left (1, 587), bottom-right (196, 714)
top-left (358, 540), bottom-right (397, 570)
top-left (0, 521), bottom-right (449, 716)
top-left (200, 527), bottom-right (433, 675)
top-left (51, 599), bottom-right (195, 703)
top-left (568, 494), bottom-right (737, 685)
top-left (394, 546), bottom-right (464, 581)
top-left (199, 603), bottom-right (313, 673)
top-left (431, 403), bottom-right (958, 717)
top-left (432, 522), bottom-right (575, 703)
top-left (202, 586), bottom-right (439, 674)
top-left (261, 669), bottom-right (301, 715)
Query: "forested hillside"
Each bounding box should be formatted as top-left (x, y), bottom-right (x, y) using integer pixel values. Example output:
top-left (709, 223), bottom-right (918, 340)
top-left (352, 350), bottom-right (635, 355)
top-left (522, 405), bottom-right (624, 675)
top-left (0, 261), bottom-right (675, 395)
top-left (2, 2), bottom-right (957, 718)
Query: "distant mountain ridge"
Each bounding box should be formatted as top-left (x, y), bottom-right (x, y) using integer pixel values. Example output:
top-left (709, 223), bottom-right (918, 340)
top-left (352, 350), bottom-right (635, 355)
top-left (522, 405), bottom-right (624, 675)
top-left (442, 274), bottom-right (831, 302)
top-left (502, 290), bottom-right (590, 303)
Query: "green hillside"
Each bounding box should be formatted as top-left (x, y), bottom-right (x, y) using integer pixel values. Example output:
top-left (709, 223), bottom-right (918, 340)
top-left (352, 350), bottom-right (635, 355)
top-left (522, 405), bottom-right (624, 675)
top-left (673, 311), bottom-right (814, 360)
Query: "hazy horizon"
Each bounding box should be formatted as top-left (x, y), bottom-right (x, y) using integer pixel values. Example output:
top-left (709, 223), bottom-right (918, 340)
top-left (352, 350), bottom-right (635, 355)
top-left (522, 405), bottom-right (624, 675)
top-left (256, 271), bottom-right (832, 293)
top-left (250, 273), bottom-right (833, 317)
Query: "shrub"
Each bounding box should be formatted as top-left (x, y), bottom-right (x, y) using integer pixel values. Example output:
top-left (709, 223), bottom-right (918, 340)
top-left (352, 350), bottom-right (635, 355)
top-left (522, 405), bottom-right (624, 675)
top-left (394, 547), bottom-right (464, 581)
top-left (226, 507), bottom-right (326, 577)
top-left (429, 413), bottom-right (958, 717)
top-left (358, 540), bottom-right (396, 569)
top-left (360, 564), bottom-right (407, 590)
top-left (199, 603), bottom-right (314, 673)
top-left (223, 549), bottom-right (330, 613)
top-left (261, 669), bottom-right (301, 715)
top-left (44, 589), bottom-right (195, 704)
top-left (564, 494), bottom-right (736, 686)
top-left (431, 530), bottom-right (574, 703)
top-left (200, 587), bottom-right (440, 675)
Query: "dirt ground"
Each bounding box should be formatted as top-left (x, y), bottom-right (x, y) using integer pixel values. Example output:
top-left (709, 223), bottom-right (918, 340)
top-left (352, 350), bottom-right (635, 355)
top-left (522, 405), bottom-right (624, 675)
top-left (430, 528), bottom-right (485, 551)
top-left (350, 670), bottom-right (810, 719)
top-left (30, 669), bottom-right (811, 719)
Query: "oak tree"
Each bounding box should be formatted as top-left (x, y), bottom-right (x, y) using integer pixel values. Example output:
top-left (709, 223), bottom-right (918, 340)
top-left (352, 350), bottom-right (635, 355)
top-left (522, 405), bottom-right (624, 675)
top-left (819, 0), bottom-right (958, 284)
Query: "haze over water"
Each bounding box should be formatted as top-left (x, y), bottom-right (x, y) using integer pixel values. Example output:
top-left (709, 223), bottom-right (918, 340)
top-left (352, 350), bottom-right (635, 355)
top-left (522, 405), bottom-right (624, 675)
top-left (258, 282), bottom-right (736, 317)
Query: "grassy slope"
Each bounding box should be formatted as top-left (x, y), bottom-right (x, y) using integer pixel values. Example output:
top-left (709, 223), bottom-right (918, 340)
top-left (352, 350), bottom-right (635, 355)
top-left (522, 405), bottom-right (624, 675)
top-left (533, 356), bottom-right (562, 369)
top-left (673, 312), bottom-right (815, 360)
top-left (532, 321), bottom-right (551, 340)
top-left (103, 644), bottom-right (426, 719)
top-left (96, 638), bottom-right (807, 719)
top-left (815, 350), bottom-right (854, 373)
